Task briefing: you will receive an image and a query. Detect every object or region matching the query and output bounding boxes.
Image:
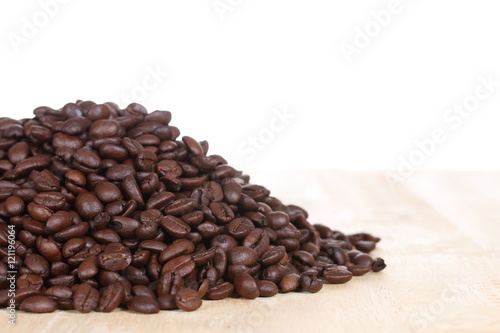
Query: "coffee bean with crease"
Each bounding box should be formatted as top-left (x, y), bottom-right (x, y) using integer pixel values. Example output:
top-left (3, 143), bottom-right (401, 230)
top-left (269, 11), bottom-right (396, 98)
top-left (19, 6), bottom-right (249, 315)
top-left (98, 243), bottom-right (132, 271)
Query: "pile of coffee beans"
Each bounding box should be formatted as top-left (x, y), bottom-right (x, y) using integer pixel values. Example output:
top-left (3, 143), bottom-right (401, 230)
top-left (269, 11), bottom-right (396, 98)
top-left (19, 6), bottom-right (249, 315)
top-left (0, 101), bottom-right (386, 314)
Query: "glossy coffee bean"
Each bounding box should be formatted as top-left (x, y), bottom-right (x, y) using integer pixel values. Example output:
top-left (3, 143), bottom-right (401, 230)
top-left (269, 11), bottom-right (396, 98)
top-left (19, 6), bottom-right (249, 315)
top-left (19, 296), bottom-right (57, 313)
top-left (127, 296), bottom-right (160, 314)
top-left (73, 283), bottom-right (99, 313)
top-left (175, 288), bottom-right (202, 311)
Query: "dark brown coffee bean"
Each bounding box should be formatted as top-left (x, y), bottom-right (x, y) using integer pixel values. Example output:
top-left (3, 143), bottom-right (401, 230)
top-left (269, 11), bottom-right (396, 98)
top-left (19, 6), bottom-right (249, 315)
top-left (207, 281), bottom-right (234, 300)
top-left (300, 270), bottom-right (323, 293)
top-left (163, 198), bottom-right (197, 216)
top-left (243, 228), bottom-right (270, 256)
top-left (227, 246), bottom-right (259, 266)
top-left (175, 288), bottom-right (202, 311)
top-left (24, 254), bottom-right (50, 278)
top-left (122, 175), bottom-right (144, 207)
top-left (78, 256), bottom-right (99, 280)
top-left (73, 283), bottom-right (99, 313)
top-left (98, 243), bottom-right (132, 271)
top-left (106, 163), bottom-right (136, 181)
top-left (157, 294), bottom-right (177, 310)
top-left (160, 215), bottom-right (191, 238)
top-left (19, 296), bottom-right (57, 313)
top-left (323, 267), bottom-right (353, 284)
top-left (36, 237), bottom-right (63, 262)
top-left (209, 201), bottom-right (234, 223)
top-left (5, 196), bottom-right (25, 216)
top-left (8, 141), bottom-right (30, 164)
top-left (222, 181), bottom-right (242, 204)
top-left (159, 239), bottom-right (194, 263)
top-left (127, 296), bottom-right (160, 314)
top-left (260, 245), bottom-right (286, 266)
top-left (210, 234), bottom-right (238, 252)
top-left (161, 255), bottom-right (195, 277)
top-left (354, 240), bottom-right (377, 253)
top-left (95, 182), bottom-right (122, 203)
top-left (75, 193), bottom-right (104, 220)
top-left (256, 280), bottom-right (278, 297)
top-left (372, 257), bottom-right (386, 272)
top-left (234, 272), bottom-right (259, 299)
top-left (279, 273), bottom-right (300, 292)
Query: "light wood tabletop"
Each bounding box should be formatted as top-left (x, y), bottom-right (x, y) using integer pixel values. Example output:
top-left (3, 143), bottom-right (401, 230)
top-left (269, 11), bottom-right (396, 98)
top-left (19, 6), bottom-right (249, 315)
top-left (2, 171), bottom-right (499, 333)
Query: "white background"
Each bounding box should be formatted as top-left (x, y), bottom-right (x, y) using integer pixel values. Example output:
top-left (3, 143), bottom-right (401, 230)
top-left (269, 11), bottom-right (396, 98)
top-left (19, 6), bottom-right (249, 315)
top-left (1, 0), bottom-right (499, 172)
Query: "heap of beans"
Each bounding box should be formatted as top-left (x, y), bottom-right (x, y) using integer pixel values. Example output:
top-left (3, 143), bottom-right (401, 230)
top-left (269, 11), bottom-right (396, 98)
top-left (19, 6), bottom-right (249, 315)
top-left (0, 101), bottom-right (386, 313)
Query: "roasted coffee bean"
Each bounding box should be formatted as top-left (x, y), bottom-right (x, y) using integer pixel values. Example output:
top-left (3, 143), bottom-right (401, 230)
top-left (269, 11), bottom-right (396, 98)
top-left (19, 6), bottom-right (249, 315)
top-left (127, 296), bottom-right (160, 314)
top-left (73, 283), bottom-right (99, 313)
top-left (323, 267), bottom-right (353, 284)
top-left (75, 193), bottom-right (104, 220)
top-left (207, 281), bottom-right (234, 300)
top-left (209, 201), bottom-right (234, 223)
top-left (372, 257), bottom-right (386, 272)
top-left (160, 215), bottom-right (191, 238)
top-left (227, 217), bottom-right (254, 239)
top-left (98, 243), bottom-right (132, 271)
top-left (227, 246), bottom-right (259, 266)
top-left (354, 240), bottom-right (377, 253)
top-left (210, 234), bottom-right (238, 252)
top-left (159, 239), bottom-right (194, 263)
top-left (161, 255), bottom-right (195, 277)
top-left (19, 296), bottom-right (58, 313)
top-left (175, 288), bottom-right (202, 311)
top-left (300, 270), bottom-right (323, 293)
top-left (24, 254), bottom-right (50, 278)
top-left (5, 196), bottom-right (25, 216)
top-left (234, 272), bottom-right (259, 299)
top-left (279, 273), bottom-right (300, 292)
top-left (260, 246), bottom-right (286, 266)
top-left (265, 211), bottom-right (290, 230)
top-left (95, 182), bottom-right (122, 203)
top-left (256, 280), bottom-right (278, 297)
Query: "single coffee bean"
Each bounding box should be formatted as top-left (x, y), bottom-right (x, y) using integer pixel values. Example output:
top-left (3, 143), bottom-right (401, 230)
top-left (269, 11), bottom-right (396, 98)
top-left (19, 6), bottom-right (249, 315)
top-left (323, 267), bottom-right (353, 284)
top-left (300, 270), bottom-right (323, 293)
top-left (19, 296), bottom-right (57, 313)
top-left (175, 288), bottom-right (202, 311)
top-left (98, 243), bottom-right (132, 271)
top-left (256, 280), bottom-right (279, 297)
top-left (279, 273), bottom-right (300, 292)
top-left (127, 295), bottom-right (160, 314)
top-left (234, 272), bottom-right (259, 299)
top-left (73, 283), bottom-right (99, 313)
top-left (75, 193), bottom-right (104, 220)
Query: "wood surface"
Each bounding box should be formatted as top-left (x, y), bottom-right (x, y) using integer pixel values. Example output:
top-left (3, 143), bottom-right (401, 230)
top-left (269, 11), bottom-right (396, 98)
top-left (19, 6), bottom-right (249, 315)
top-left (2, 171), bottom-right (499, 333)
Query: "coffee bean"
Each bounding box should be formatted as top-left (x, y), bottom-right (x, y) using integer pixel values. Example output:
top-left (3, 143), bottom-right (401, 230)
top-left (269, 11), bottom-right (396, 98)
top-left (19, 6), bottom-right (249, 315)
top-left (279, 273), bottom-right (300, 292)
top-left (98, 243), bottom-right (132, 271)
top-left (175, 288), bottom-right (202, 311)
top-left (256, 280), bottom-right (278, 297)
top-left (323, 267), bottom-right (353, 284)
top-left (227, 246), bottom-right (259, 266)
top-left (227, 217), bottom-right (254, 239)
top-left (73, 283), bottom-right (99, 313)
top-left (75, 193), bottom-right (104, 220)
top-left (234, 272), bottom-right (259, 299)
top-left (300, 270), bottom-right (323, 293)
top-left (160, 215), bottom-right (191, 238)
top-left (19, 296), bottom-right (58, 313)
top-left (126, 295), bottom-right (160, 314)
top-left (95, 182), bottom-right (122, 203)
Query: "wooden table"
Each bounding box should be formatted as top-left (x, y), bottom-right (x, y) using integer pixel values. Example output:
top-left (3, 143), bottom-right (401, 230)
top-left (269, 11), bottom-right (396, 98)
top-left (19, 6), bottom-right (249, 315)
top-left (2, 171), bottom-right (499, 333)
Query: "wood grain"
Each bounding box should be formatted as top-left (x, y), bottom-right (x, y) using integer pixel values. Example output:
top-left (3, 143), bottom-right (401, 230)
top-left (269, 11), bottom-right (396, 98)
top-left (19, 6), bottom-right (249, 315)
top-left (2, 171), bottom-right (499, 333)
